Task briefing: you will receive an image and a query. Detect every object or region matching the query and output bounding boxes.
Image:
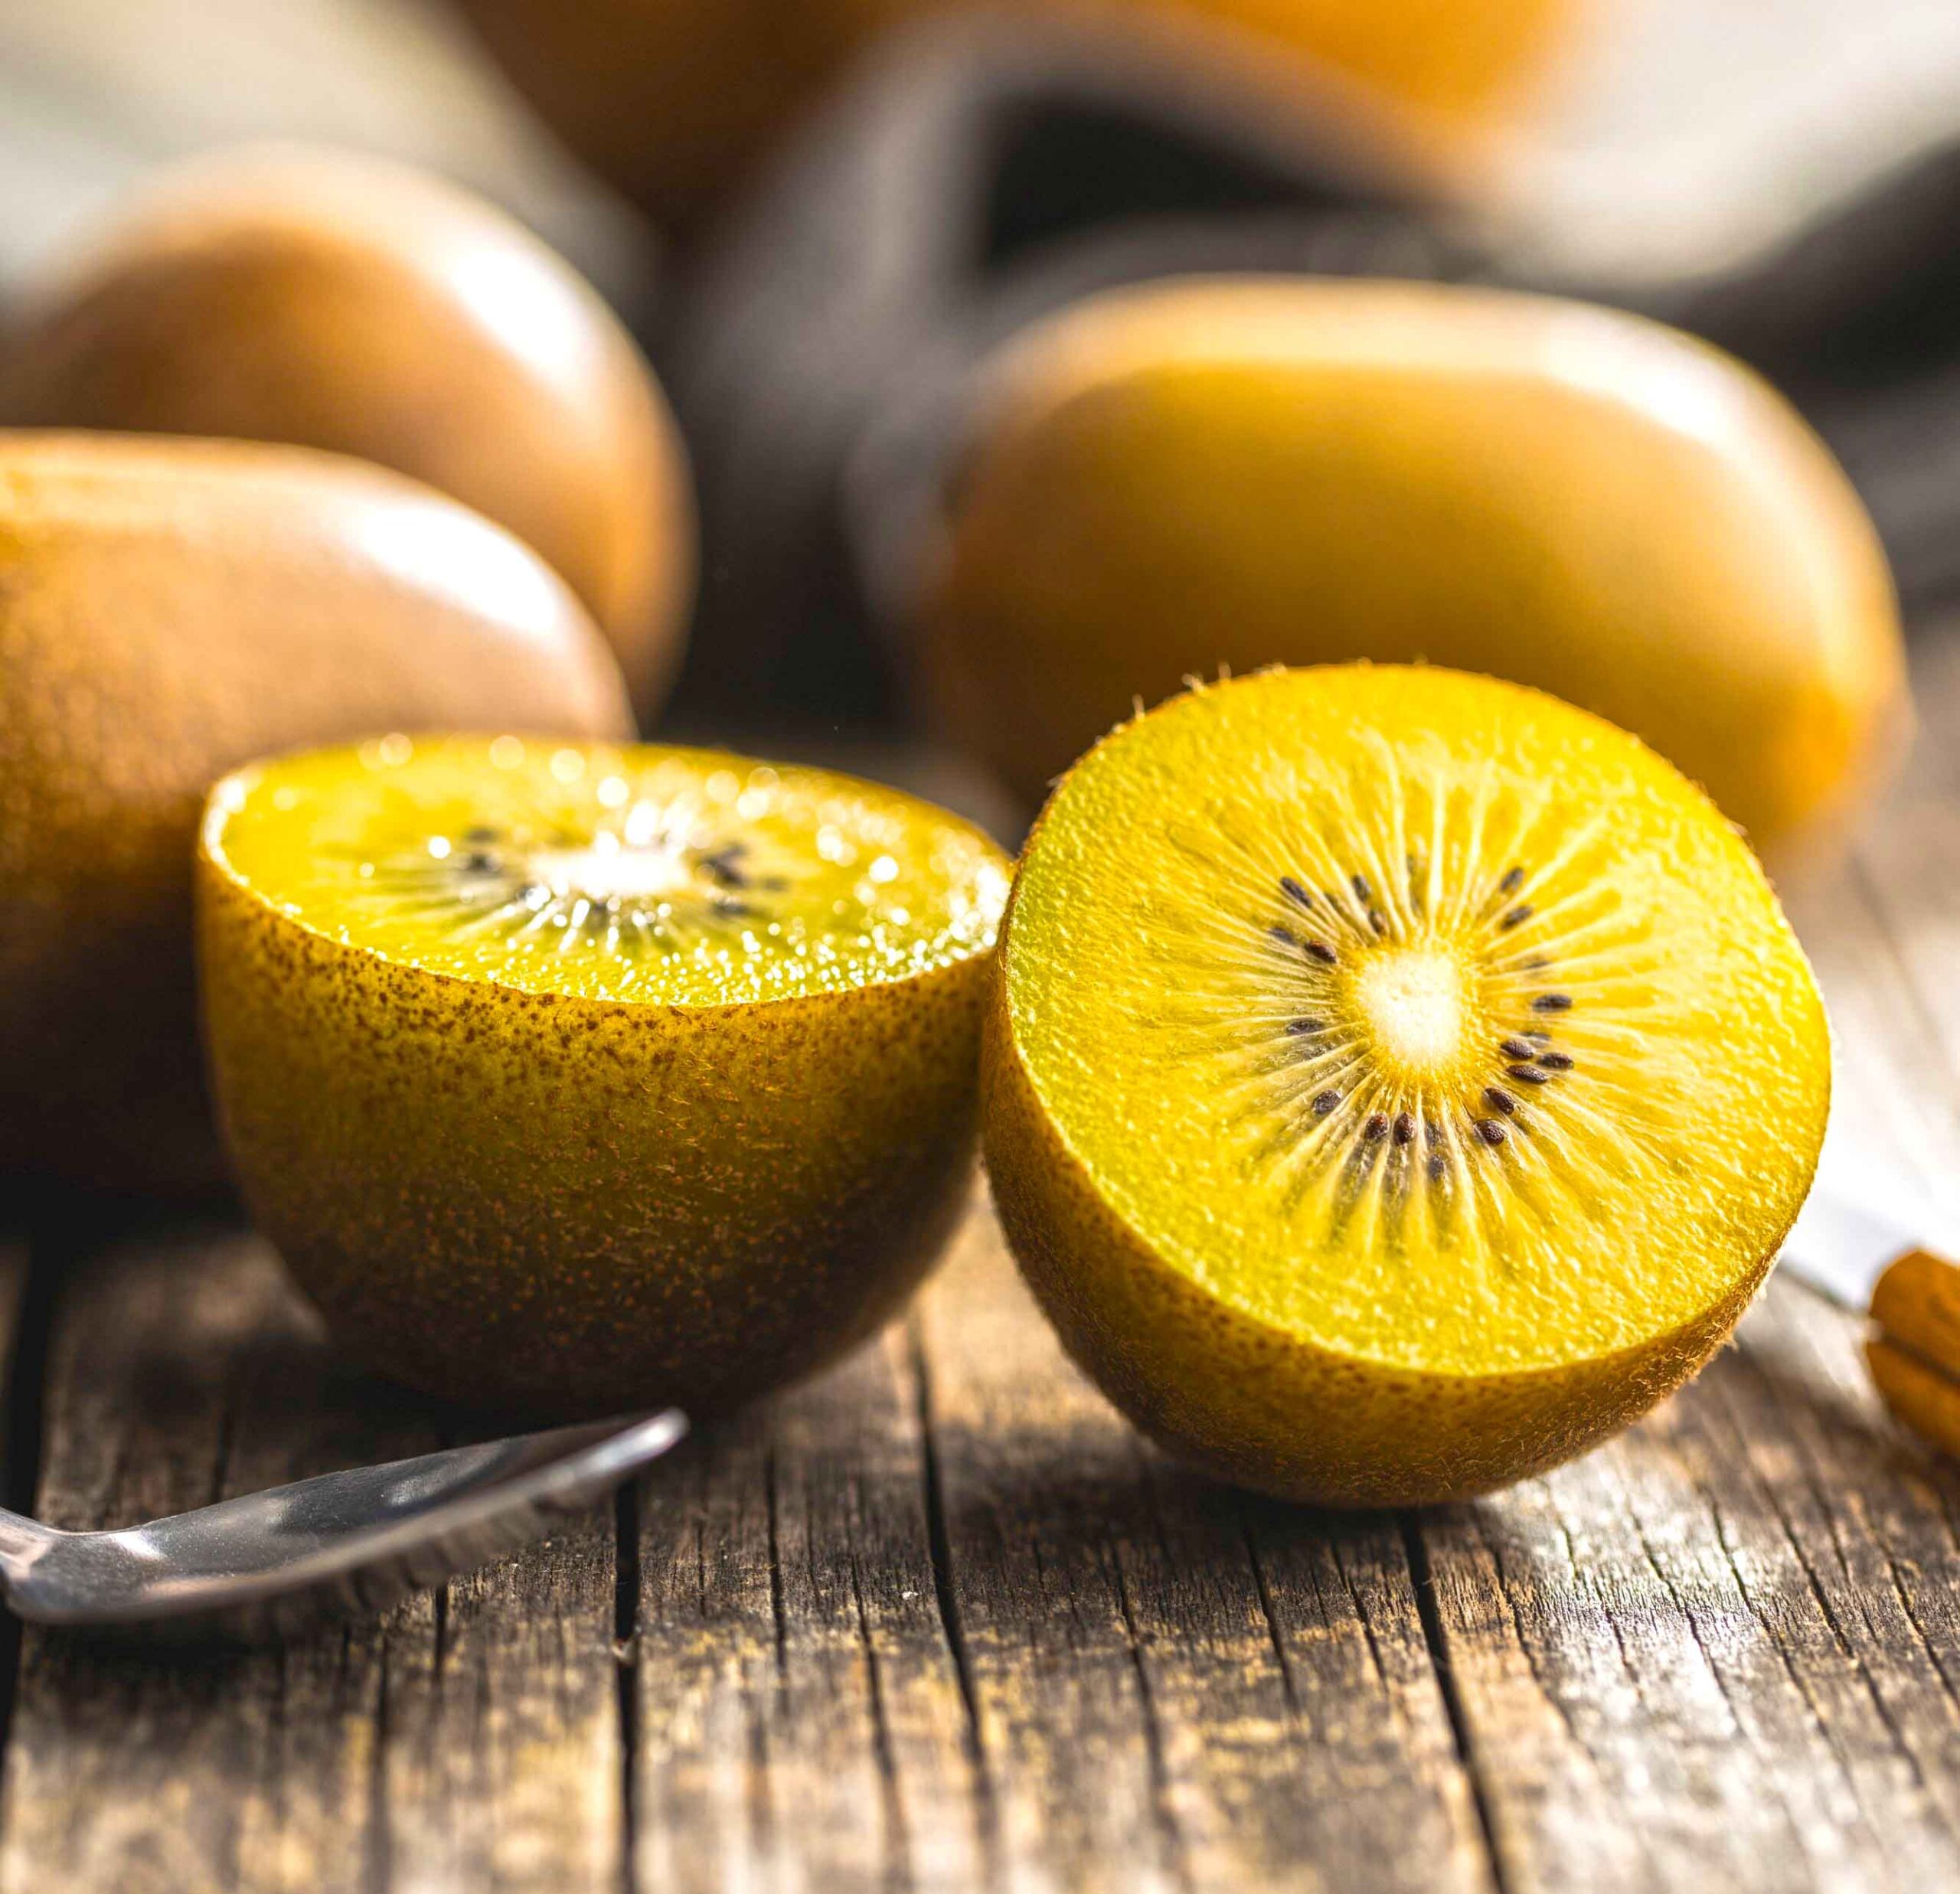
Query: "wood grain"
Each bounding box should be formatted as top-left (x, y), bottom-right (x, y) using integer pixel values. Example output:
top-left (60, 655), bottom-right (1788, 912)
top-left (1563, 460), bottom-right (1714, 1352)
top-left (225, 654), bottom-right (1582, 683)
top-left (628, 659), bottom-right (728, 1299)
top-left (0, 1226), bottom-right (622, 1894)
top-left (914, 1201), bottom-right (1493, 1894)
top-left (629, 1283), bottom-right (985, 1894)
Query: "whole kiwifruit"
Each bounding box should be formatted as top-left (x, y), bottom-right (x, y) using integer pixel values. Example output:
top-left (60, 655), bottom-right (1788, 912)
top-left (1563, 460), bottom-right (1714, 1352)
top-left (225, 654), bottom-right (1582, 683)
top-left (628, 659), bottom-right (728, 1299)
top-left (456, 0), bottom-right (1566, 231)
top-left (912, 277), bottom-right (1909, 861)
top-left (0, 144), bottom-right (693, 719)
top-left (984, 664), bottom-right (1830, 1506)
top-left (198, 735), bottom-right (1011, 1416)
top-left (0, 432), bottom-right (632, 1193)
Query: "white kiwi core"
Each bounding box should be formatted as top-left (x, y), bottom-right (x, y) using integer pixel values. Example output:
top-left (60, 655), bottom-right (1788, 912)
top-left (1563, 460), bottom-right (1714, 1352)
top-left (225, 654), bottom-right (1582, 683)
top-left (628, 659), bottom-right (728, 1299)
top-left (1351, 946), bottom-right (1467, 1080)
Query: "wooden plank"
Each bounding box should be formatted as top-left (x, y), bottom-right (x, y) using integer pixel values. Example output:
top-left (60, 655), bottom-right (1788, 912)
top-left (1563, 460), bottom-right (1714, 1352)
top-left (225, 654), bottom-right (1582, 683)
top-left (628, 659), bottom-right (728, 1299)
top-left (915, 1197), bottom-right (1494, 1894)
top-left (1416, 1275), bottom-right (1960, 1892)
top-left (0, 1222), bottom-right (624, 1894)
top-left (629, 1263), bottom-right (985, 1893)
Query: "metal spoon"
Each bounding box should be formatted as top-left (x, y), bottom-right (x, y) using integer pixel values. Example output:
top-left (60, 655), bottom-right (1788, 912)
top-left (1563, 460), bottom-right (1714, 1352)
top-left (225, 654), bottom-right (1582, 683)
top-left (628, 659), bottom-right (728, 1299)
top-left (0, 1409), bottom-right (688, 1641)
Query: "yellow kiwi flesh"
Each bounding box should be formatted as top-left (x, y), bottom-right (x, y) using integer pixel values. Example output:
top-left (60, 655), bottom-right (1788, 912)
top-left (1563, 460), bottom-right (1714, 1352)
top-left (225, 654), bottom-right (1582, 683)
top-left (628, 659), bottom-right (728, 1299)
top-left (984, 665), bottom-right (1830, 1505)
top-left (919, 278), bottom-right (1907, 860)
top-left (0, 145), bottom-right (694, 718)
top-left (0, 432), bottom-right (631, 1193)
top-left (199, 736), bottom-right (1011, 1417)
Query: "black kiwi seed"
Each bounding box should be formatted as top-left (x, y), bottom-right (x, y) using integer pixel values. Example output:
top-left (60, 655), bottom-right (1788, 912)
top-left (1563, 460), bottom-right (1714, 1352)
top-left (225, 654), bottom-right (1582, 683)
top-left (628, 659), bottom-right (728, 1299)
top-left (1269, 925), bottom-right (1297, 948)
top-left (1498, 867), bottom-right (1524, 896)
top-left (1505, 1065), bottom-right (1550, 1086)
top-left (1501, 905), bottom-right (1534, 930)
top-left (1351, 874), bottom-right (1372, 903)
top-left (1531, 993), bottom-right (1573, 1013)
top-left (1364, 1112), bottom-right (1389, 1141)
top-left (1483, 1086), bottom-right (1518, 1115)
top-left (1280, 877), bottom-right (1315, 910)
top-left (1369, 909), bottom-right (1388, 935)
top-left (462, 825), bottom-right (498, 844)
top-left (1426, 1151), bottom-right (1449, 1180)
top-left (1537, 1051), bottom-right (1574, 1070)
top-left (1393, 1112), bottom-right (1416, 1146)
top-left (1285, 1017), bottom-right (1325, 1037)
top-left (1312, 1090), bottom-right (1341, 1116)
top-left (1500, 1037), bottom-right (1536, 1060)
top-left (462, 852), bottom-right (498, 874)
top-left (1475, 1118), bottom-right (1508, 1147)
top-left (1523, 956), bottom-right (1553, 972)
top-left (1304, 939), bottom-right (1338, 966)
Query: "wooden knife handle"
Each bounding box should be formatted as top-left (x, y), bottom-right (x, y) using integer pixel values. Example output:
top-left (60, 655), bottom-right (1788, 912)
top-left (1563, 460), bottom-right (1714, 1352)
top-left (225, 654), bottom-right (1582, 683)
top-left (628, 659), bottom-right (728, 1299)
top-left (1867, 1249), bottom-right (1960, 1460)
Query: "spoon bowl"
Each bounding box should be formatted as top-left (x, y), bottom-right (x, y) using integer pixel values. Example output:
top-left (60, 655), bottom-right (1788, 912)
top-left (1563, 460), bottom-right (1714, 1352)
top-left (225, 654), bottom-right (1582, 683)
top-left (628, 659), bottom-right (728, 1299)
top-left (0, 1409), bottom-right (688, 1641)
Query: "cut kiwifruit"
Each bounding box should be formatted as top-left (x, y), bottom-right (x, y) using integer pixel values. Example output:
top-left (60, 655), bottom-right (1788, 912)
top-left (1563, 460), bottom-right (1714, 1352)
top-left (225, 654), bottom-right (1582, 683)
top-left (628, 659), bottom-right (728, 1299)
top-left (199, 735), bottom-right (1010, 1418)
top-left (984, 665), bottom-right (1830, 1506)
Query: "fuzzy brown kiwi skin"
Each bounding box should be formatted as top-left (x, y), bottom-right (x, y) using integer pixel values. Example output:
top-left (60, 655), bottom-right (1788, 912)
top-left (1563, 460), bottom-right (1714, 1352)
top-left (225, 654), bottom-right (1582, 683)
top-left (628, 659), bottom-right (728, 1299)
top-left (981, 856), bottom-right (1789, 1510)
top-left (0, 148), bottom-right (695, 720)
top-left (197, 845), bottom-right (991, 1418)
top-left (0, 433), bottom-right (632, 1194)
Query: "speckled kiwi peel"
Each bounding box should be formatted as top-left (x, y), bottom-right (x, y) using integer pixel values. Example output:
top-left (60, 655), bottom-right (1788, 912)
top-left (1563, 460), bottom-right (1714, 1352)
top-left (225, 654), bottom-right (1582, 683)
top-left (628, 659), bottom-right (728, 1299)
top-left (982, 664), bottom-right (1831, 1507)
top-left (198, 736), bottom-right (1011, 1418)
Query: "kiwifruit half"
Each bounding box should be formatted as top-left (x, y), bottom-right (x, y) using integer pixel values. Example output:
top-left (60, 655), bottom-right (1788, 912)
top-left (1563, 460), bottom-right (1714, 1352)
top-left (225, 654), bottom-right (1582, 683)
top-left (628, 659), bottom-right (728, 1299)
top-left (199, 735), bottom-right (1011, 1418)
top-left (983, 665), bottom-right (1830, 1506)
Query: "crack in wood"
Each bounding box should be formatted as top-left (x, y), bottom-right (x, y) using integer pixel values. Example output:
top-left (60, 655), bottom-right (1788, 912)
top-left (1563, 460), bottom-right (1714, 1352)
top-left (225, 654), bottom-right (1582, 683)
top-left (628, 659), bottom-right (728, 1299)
top-left (614, 1480), bottom-right (642, 1894)
top-left (906, 1313), bottom-right (1000, 1883)
top-left (1403, 1517), bottom-right (1513, 1894)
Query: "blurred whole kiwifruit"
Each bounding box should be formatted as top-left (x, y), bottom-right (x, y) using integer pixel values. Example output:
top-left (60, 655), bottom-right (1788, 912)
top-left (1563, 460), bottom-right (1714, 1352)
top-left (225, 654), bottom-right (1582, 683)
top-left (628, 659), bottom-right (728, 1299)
top-left (0, 432), bottom-right (633, 1194)
top-left (912, 276), bottom-right (1909, 860)
top-left (456, 0), bottom-right (1567, 231)
top-left (0, 145), bottom-right (693, 720)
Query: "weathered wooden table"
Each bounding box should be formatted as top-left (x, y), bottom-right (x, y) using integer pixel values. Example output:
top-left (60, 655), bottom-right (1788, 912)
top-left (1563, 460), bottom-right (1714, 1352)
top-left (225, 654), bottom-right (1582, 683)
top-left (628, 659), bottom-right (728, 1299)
top-left (5, 630), bottom-right (1960, 1894)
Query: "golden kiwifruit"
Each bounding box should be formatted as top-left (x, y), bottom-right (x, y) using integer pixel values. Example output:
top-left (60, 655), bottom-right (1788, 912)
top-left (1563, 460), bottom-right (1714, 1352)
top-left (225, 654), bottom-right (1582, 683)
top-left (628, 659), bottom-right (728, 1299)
top-left (0, 145), bottom-right (694, 717)
top-left (915, 277), bottom-right (1908, 860)
top-left (456, 0), bottom-right (1567, 231)
top-left (198, 736), bottom-right (1011, 1417)
top-left (0, 432), bottom-right (632, 1193)
top-left (984, 664), bottom-right (1830, 1507)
